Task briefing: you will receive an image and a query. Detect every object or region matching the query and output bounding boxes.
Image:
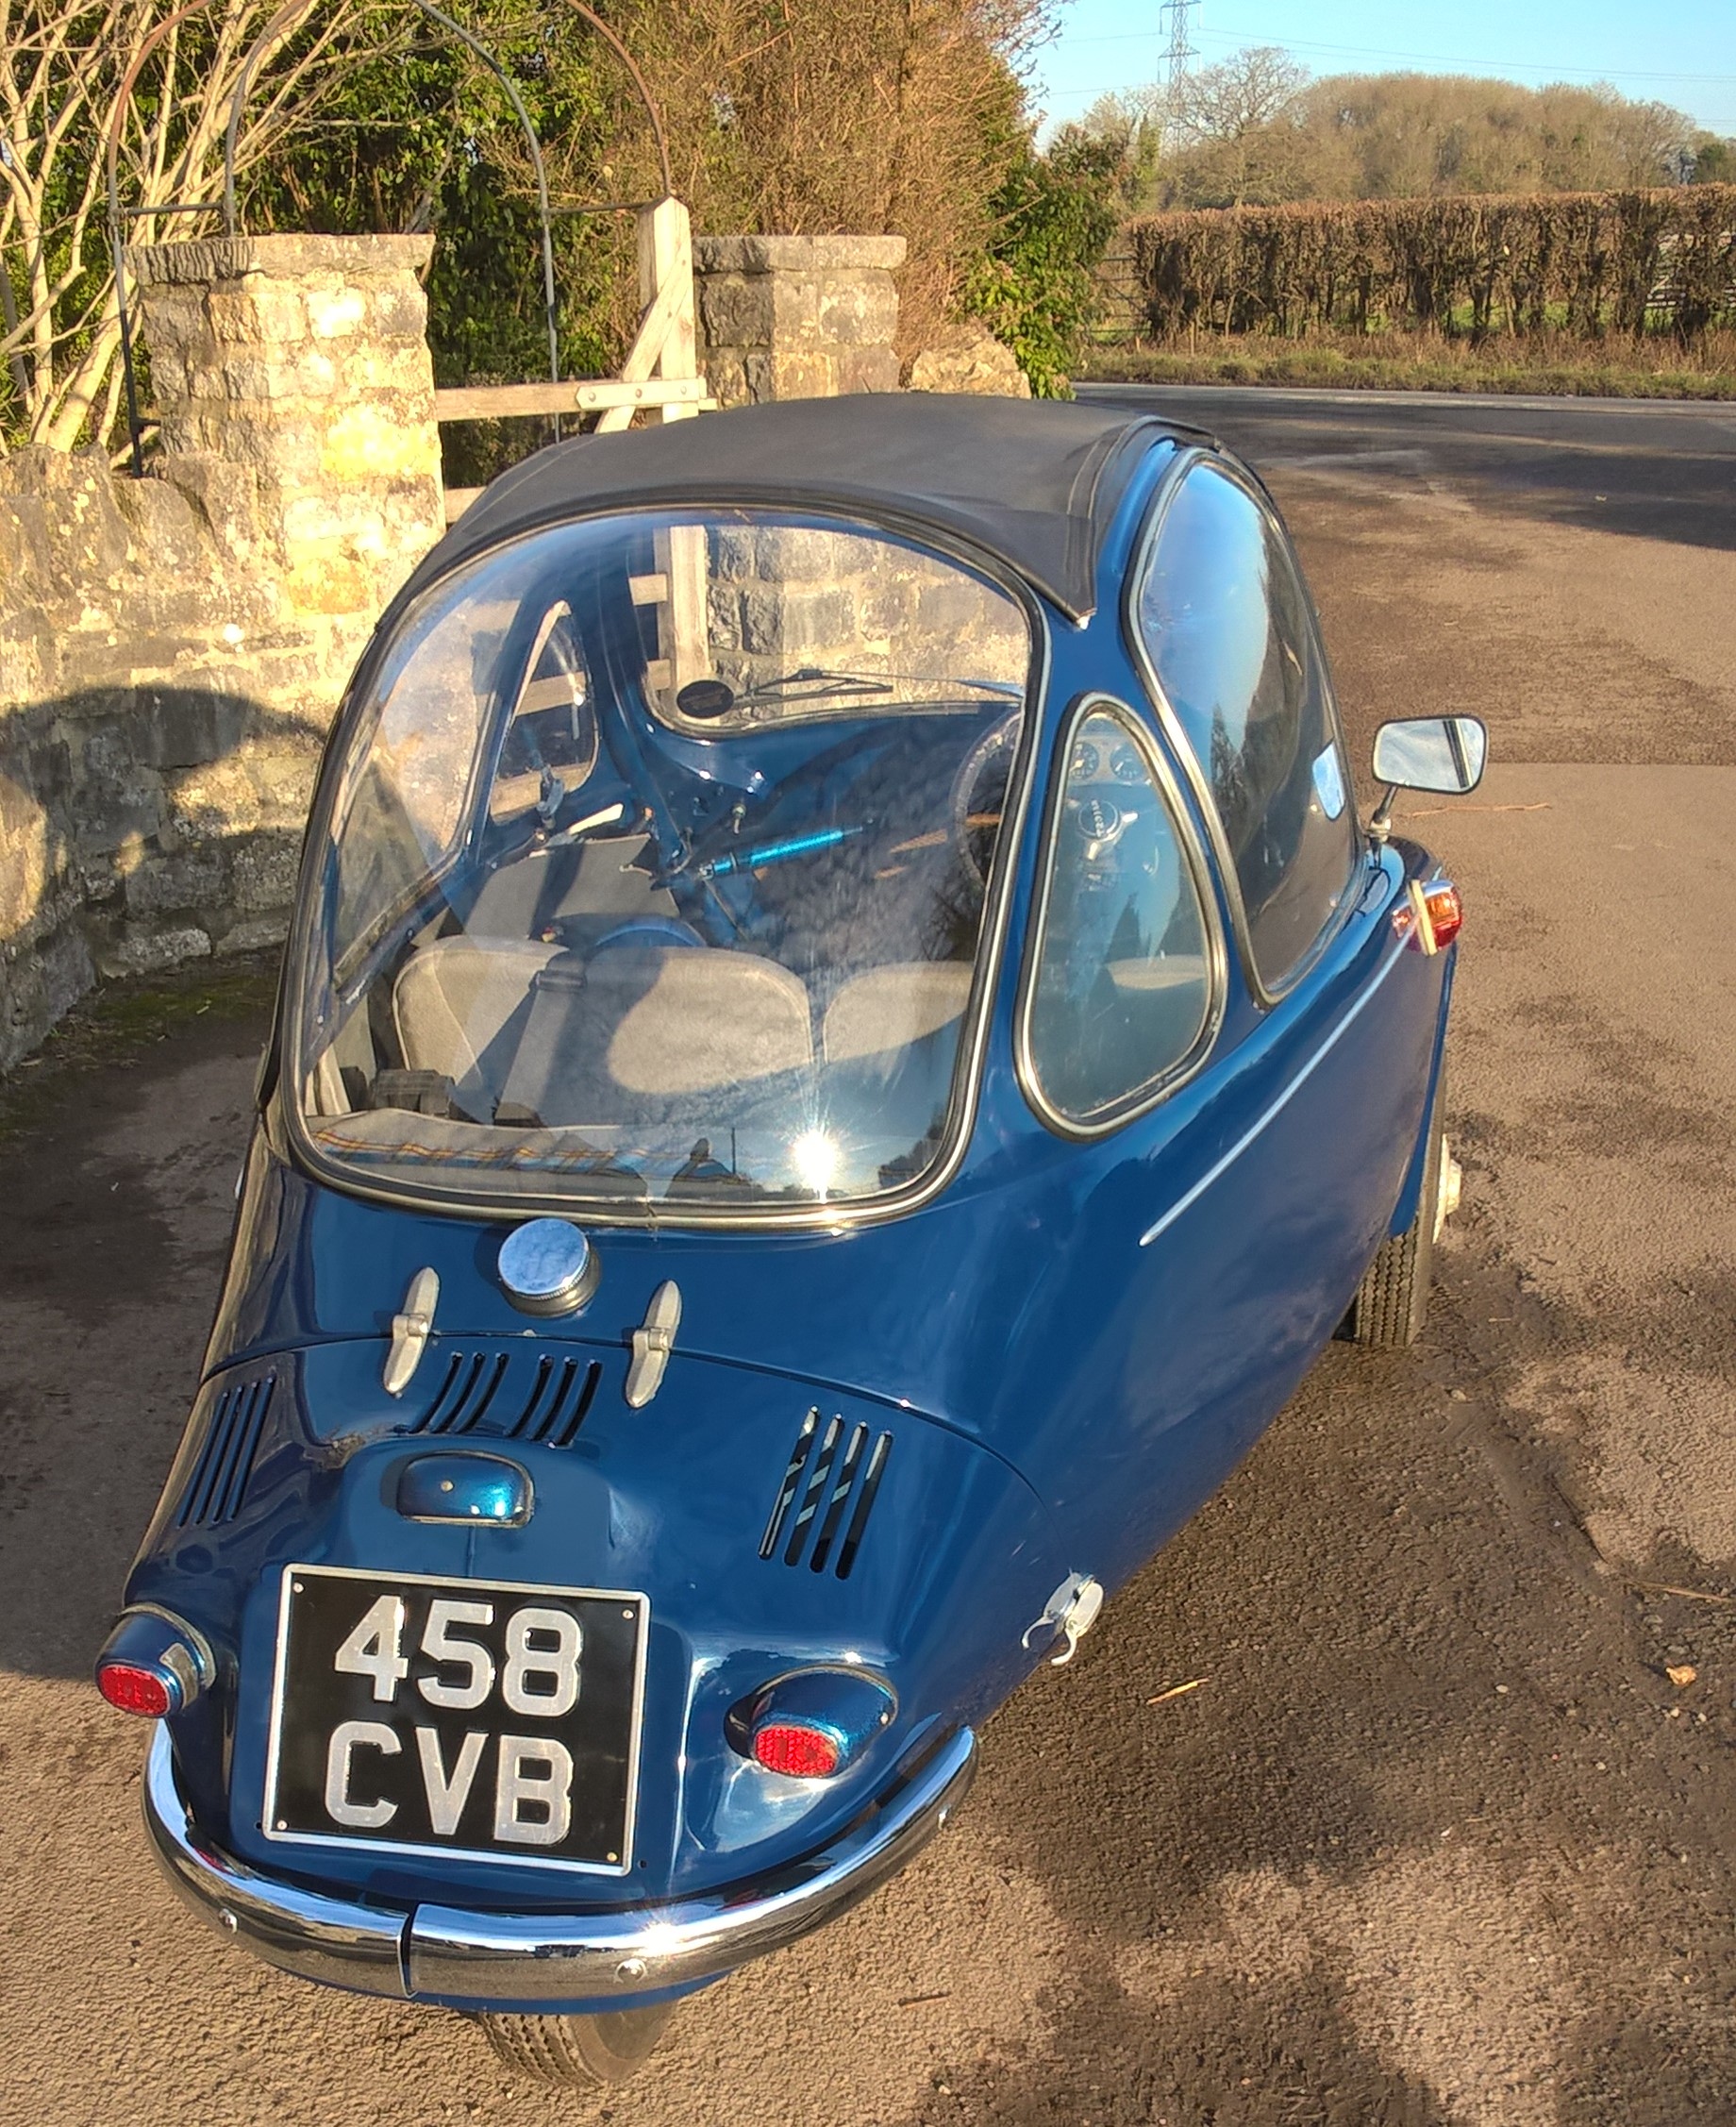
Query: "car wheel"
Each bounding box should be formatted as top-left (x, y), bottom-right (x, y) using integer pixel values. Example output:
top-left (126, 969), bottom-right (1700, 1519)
top-left (1348, 1058), bottom-right (1448, 1348)
top-left (478, 2001), bottom-right (677, 2087)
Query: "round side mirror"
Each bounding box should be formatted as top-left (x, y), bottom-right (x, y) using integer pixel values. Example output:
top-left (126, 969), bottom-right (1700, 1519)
top-left (1370, 715), bottom-right (1488, 796)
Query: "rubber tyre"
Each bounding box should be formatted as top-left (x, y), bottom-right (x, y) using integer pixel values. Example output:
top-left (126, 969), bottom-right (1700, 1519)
top-left (1348, 1059), bottom-right (1445, 1349)
top-left (479, 2001), bottom-right (677, 2088)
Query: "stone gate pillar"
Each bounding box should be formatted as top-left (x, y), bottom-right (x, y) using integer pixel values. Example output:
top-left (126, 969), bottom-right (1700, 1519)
top-left (128, 233), bottom-right (445, 692)
top-left (693, 235), bottom-right (906, 406)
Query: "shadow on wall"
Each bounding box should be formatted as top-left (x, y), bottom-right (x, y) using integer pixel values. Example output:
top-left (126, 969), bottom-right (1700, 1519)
top-left (0, 684), bottom-right (327, 1073)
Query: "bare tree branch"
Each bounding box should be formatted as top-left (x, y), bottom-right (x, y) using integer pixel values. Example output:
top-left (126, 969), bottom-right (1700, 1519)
top-left (3, 0), bottom-right (402, 451)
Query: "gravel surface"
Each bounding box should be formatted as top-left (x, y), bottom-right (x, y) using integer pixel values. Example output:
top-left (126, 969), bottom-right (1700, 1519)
top-left (4, 392), bottom-right (1734, 2125)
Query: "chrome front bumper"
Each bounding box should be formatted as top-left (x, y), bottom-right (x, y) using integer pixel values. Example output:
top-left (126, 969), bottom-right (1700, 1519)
top-left (142, 1721), bottom-right (976, 2008)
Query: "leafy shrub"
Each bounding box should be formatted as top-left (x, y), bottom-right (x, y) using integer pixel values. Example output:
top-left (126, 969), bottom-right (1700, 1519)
top-left (1127, 186), bottom-right (1736, 343)
top-left (965, 132), bottom-right (1124, 394)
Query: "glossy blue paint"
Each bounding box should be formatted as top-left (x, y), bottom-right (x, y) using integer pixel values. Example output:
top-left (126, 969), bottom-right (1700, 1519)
top-left (395, 1451), bottom-right (533, 1526)
top-left (116, 421), bottom-right (1460, 2016)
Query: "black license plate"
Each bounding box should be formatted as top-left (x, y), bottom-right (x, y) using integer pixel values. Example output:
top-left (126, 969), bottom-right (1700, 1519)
top-left (262, 1566), bottom-right (647, 1873)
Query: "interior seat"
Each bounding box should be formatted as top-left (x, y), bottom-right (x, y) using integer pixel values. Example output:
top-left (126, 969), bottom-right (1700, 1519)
top-left (822, 963), bottom-right (974, 1066)
top-left (502, 945), bottom-right (814, 1124)
top-left (392, 937), bottom-right (559, 1114)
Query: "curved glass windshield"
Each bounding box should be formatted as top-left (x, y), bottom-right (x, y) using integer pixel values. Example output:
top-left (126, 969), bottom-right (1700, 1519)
top-left (293, 510), bottom-right (1031, 1217)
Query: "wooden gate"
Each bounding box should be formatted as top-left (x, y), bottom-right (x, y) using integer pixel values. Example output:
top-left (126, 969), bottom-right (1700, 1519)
top-left (436, 194), bottom-right (709, 525)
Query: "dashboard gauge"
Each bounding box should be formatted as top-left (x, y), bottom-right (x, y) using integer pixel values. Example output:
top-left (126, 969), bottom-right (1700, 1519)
top-left (1069, 738), bottom-right (1101, 779)
top-left (1110, 744), bottom-right (1143, 784)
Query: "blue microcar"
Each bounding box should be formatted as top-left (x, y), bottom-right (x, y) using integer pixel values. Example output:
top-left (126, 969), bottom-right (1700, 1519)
top-left (99, 394), bottom-right (1483, 2087)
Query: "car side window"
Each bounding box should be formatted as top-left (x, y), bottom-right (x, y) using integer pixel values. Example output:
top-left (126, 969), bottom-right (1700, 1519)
top-left (1023, 705), bottom-right (1215, 1129)
top-left (1133, 462), bottom-right (1358, 992)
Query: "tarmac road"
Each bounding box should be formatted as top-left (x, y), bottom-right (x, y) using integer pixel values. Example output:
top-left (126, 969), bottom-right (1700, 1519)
top-left (3, 389), bottom-right (1735, 2127)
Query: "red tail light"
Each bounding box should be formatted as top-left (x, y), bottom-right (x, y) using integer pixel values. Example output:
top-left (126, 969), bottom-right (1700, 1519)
top-left (751, 1720), bottom-right (843, 1779)
top-left (93, 1609), bottom-right (210, 1717)
top-left (96, 1661), bottom-right (175, 1717)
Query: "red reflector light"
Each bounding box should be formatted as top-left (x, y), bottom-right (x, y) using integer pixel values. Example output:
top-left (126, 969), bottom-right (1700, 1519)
top-left (96, 1661), bottom-right (175, 1718)
top-left (1421, 881), bottom-right (1463, 950)
top-left (752, 1720), bottom-right (843, 1779)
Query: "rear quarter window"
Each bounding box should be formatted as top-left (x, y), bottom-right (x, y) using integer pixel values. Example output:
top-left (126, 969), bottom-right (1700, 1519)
top-left (1021, 702), bottom-right (1218, 1130)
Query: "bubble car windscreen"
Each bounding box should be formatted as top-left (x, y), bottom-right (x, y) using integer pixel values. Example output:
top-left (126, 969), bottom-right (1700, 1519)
top-left (293, 510), bottom-right (1031, 1215)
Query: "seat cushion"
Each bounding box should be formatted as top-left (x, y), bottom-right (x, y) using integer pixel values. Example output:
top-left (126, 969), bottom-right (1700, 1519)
top-left (501, 946), bottom-right (814, 1124)
top-left (392, 938), bottom-right (559, 1104)
top-left (822, 963), bottom-right (973, 1064)
top-left (592, 946), bottom-right (813, 1096)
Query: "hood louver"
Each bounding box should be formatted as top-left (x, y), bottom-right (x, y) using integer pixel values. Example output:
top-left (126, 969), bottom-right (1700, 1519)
top-left (406, 1349), bottom-right (600, 1449)
top-left (760, 1411), bottom-right (892, 1579)
top-left (177, 1374), bottom-right (275, 1527)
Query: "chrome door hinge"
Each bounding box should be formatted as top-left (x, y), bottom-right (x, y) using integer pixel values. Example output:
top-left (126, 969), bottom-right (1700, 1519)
top-left (383, 1266), bottom-right (439, 1397)
top-left (625, 1281), bottom-right (681, 1408)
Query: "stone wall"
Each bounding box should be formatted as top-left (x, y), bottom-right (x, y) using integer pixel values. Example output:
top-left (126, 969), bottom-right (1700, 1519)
top-left (695, 523), bottom-right (1027, 712)
top-left (1, 224), bottom-right (1028, 1070)
top-left (0, 235), bottom-right (442, 1070)
top-left (693, 233), bottom-right (1029, 403)
top-left (694, 235), bottom-right (906, 406)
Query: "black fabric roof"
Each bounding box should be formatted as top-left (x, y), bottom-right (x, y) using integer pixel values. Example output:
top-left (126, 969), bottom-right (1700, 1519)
top-left (404, 393), bottom-right (1195, 622)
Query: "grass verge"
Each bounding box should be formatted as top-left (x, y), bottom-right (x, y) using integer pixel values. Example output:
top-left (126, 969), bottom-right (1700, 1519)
top-left (1080, 330), bottom-right (1736, 398)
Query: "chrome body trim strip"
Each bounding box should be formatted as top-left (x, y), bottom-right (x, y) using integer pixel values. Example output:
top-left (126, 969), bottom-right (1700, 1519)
top-left (1139, 936), bottom-right (1408, 1248)
top-left (143, 1719), bottom-right (976, 2007)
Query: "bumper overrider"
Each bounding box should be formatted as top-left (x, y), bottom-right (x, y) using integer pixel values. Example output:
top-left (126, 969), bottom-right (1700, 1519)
top-left (142, 1720), bottom-right (976, 2008)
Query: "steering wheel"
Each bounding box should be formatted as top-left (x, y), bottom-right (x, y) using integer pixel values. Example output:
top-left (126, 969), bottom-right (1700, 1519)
top-left (948, 711), bottom-right (1021, 895)
top-left (1067, 792), bottom-right (1135, 864)
top-left (589, 916), bottom-right (708, 955)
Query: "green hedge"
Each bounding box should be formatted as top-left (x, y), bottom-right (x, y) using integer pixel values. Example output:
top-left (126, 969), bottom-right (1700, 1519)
top-left (1127, 187), bottom-right (1736, 340)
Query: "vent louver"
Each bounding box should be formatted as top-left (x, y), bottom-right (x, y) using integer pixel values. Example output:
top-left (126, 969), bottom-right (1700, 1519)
top-left (760, 1410), bottom-right (892, 1579)
top-left (407, 1349), bottom-right (600, 1449)
top-left (177, 1374), bottom-right (275, 1527)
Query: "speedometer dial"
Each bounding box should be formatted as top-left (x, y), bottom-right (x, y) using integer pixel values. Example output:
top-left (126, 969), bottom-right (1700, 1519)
top-left (1070, 738), bottom-right (1101, 779)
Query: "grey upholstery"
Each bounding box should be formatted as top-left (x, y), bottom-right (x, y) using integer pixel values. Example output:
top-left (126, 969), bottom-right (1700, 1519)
top-left (593, 946), bottom-right (812, 1094)
top-left (392, 938), bottom-right (559, 1108)
top-left (823, 963), bottom-right (972, 1064)
top-left (502, 945), bottom-right (814, 1124)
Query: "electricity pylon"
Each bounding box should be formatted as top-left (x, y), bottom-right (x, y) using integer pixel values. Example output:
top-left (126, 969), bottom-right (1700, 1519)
top-left (1159, 0), bottom-right (1198, 150)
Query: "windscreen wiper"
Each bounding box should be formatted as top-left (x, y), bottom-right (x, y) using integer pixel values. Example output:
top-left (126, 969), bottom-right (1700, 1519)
top-left (733, 667), bottom-right (1021, 705)
top-left (733, 666), bottom-right (897, 704)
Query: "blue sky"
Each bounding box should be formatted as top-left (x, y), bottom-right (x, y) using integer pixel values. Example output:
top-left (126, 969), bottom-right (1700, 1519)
top-left (1031, 0), bottom-right (1736, 140)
